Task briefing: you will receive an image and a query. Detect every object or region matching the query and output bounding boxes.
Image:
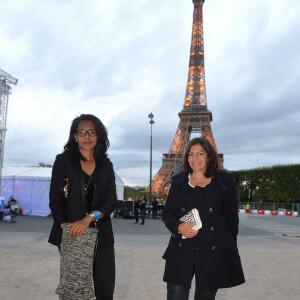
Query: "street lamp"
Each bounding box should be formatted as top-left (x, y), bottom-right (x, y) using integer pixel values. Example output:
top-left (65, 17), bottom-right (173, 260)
top-left (148, 113), bottom-right (154, 205)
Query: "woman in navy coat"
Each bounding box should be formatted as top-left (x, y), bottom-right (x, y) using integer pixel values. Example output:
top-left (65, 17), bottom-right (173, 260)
top-left (162, 137), bottom-right (245, 300)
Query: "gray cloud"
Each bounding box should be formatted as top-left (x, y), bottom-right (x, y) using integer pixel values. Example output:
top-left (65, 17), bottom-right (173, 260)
top-left (1, 0), bottom-right (300, 186)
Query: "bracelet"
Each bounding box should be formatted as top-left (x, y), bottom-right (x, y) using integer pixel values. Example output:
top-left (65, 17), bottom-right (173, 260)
top-left (93, 210), bottom-right (101, 221)
top-left (89, 212), bottom-right (97, 221)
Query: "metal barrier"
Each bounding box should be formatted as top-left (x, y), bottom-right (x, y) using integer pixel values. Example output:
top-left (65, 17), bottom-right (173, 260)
top-left (239, 202), bottom-right (299, 212)
top-left (238, 203), bottom-right (298, 217)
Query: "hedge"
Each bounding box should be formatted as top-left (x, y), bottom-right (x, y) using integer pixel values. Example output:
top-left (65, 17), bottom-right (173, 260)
top-left (230, 164), bottom-right (300, 203)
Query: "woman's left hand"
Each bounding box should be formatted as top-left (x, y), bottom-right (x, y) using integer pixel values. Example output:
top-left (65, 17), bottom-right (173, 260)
top-left (178, 222), bottom-right (198, 238)
top-left (67, 215), bottom-right (93, 237)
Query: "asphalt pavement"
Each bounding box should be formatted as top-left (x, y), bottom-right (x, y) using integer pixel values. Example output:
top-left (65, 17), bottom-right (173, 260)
top-left (0, 213), bottom-right (299, 299)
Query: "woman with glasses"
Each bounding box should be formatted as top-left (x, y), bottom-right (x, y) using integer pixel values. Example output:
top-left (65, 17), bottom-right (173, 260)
top-left (48, 114), bottom-right (117, 300)
top-left (162, 137), bottom-right (245, 300)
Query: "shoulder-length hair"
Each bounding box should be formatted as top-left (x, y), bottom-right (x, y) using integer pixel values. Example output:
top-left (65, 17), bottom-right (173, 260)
top-left (64, 114), bottom-right (111, 164)
top-left (181, 137), bottom-right (219, 177)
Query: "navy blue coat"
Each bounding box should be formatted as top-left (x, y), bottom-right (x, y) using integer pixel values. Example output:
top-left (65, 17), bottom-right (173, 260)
top-left (48, 153), bottom-right (117, 247)
top-left (162, 171), bottom-right (245, 291)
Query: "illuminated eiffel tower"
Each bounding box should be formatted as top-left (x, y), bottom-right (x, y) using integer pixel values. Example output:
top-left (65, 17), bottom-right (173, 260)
top-left (151, 0), bottom-right (223, 196)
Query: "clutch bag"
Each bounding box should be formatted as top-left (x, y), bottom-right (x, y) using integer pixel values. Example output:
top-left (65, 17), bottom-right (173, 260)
top-left (179, 208), bottom-right (202, 239)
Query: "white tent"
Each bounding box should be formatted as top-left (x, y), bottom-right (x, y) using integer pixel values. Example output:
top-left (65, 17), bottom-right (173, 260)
top-left (1, 166), bottom-right (124, 217)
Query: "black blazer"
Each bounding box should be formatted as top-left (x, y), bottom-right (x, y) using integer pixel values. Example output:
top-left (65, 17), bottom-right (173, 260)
top-left (162, 171), bottom-right (245, 291)
top-left (48, 153), bottom-right (117, 247)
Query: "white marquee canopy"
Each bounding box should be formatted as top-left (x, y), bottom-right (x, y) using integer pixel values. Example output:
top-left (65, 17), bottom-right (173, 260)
top-left (1, 166), bottom-right (124, 217)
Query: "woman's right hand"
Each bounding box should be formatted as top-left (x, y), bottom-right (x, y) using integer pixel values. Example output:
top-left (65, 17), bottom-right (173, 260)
top-left (67, 215), bottom-right (93, 237)
top-left (178, 222), bottom-right (198, 238)
top-left (60, 223), bottom-right (65, 229)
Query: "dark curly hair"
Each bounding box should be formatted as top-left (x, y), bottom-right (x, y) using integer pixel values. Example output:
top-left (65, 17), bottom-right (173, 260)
top-left (64, 114), bottom-right (111, 164)
top-left (182, 137), bottom-right (219, 177)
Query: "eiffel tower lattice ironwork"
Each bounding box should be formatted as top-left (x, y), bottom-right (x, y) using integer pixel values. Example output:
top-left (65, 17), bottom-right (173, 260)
top-left (151, 0), bottom-right (223, 197)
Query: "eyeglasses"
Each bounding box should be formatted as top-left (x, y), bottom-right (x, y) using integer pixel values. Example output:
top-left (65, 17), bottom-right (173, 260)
top-left (76, 129), bottom-right (97, 137)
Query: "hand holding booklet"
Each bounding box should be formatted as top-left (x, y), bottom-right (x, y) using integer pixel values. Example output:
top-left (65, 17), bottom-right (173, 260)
top-left (179, 208), bottom-right (202, 239)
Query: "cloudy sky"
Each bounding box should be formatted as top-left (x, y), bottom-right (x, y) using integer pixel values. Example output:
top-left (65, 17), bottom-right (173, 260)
top-left (1, 0), bottom-right (300, 186)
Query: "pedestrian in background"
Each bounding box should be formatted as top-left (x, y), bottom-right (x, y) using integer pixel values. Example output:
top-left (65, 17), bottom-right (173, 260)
top-left (8, 196), bottom-right (19, 223)
top-left (139, 194), bottom-right (147, 225)
top-left (0, 199), bottom-right (3, 222)
top-left (152, 197), bottom-right (158, 219)
top-left (134, 196), bottom-right (140, 223)
top-left (246, 203), bottom-right (250, 214)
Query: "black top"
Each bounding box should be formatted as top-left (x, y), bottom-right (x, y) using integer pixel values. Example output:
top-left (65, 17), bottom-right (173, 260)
top-left (186, 182), bottom-right (213, 246)
top-left (152, 199), bottom-right (158, 209)
top-left (140, 199), bottom-right (147, 209)
top-left (134, 200), bottom-right (140, 210)
top-left (83, 170), bottom-right (96, 214)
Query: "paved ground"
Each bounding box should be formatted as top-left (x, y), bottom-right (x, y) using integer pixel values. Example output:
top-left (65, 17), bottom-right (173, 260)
top-left (0, 214), bottom-right (299, 299)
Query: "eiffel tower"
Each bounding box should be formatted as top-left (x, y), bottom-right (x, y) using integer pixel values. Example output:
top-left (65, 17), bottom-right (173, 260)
top-left (151, 0), bottom-right (223, 196)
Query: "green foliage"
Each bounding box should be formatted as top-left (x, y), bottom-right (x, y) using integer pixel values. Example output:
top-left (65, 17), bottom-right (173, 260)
top-left (256, 176), bottom-right (271, 202)
top-left (238, 188), bottom-right (250, 203)
top-left (231, 164), bottom-right (300, 203)
top-left (269, 165), bottom-right (300, 203)
top-left (124, 186), bottom-right (155, 201)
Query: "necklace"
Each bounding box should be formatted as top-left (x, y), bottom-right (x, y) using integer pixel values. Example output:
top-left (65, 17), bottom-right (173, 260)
top-left (84, 172), bottom-right (94, 195)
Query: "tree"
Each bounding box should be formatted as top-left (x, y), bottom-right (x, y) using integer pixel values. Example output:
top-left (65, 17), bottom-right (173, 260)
top-left (256, 176), bottom-right (271, 202)
top-left (231, 164), bottom-right (300, 203)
